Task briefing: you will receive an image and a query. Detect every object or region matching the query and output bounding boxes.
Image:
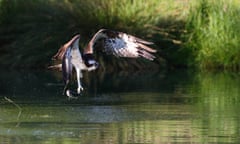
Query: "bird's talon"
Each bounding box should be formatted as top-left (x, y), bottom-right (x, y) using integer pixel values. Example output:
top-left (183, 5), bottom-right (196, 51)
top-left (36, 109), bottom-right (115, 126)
top-left (66, 90), bottom-right (78, 99)
top-left (77, 87), bottom-right (84, 94)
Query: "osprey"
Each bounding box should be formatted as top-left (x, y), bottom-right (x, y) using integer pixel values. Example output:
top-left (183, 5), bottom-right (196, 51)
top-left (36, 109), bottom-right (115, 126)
top-left (50, 29), bottom-right (156, 97)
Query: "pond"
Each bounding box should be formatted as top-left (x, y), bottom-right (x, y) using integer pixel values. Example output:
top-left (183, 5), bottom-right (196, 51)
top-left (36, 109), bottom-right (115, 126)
top-left (0, 69), bottom-right (240, 144)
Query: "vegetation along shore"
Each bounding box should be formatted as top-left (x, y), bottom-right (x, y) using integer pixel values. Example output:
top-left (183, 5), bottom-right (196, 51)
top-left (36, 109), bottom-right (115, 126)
top-left (0, 0), bottom-right (239, 70)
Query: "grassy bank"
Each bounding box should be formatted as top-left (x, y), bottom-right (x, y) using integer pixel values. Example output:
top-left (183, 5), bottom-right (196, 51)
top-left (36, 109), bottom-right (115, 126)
top-left (185, 0), bottom-right (240, 70)
top-left (0, 0), bottom-right (239, 70)
top-left (0, 0), bottom-right (187, 70)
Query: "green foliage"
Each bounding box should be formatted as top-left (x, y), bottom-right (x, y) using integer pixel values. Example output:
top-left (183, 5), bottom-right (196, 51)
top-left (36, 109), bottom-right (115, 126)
top-left (0, 0), bottom-right (239, 70)
top-left (0, 0), bottom-right (72, 68)
top-left (0, 0), bottom-right (189, 69)
top-left (185, 0), bottom-right (240, 70)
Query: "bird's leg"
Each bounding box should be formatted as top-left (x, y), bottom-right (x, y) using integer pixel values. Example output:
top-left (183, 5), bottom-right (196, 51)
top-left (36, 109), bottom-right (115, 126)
top-left (66, 89), bottom-right (78, 99)
top-left (76, 68), bottom-right (83, 94)
top-left (62, 80), bottom-right (69, 95)
top-left (63, 84), bottom-right (68, 95)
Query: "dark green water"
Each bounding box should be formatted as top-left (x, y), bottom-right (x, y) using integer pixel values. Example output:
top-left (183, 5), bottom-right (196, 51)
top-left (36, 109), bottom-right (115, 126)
top-left (0, 70), bottom-right (240, 144)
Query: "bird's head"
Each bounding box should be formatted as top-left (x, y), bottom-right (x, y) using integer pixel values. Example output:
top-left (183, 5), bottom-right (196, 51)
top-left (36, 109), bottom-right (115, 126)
top-left (83, 54), bottom-right (99, 69)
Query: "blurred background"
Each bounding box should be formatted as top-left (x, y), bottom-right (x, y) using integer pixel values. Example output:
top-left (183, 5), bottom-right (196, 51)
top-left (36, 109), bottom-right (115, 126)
top-left (0, 0), bottom-right (239, 70)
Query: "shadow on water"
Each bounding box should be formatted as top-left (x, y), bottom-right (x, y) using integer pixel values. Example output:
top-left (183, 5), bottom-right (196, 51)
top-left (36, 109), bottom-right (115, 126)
top-left (0, 69), bottom-right (196, 105)
top-left (0, 69), bottom-right (240, 143)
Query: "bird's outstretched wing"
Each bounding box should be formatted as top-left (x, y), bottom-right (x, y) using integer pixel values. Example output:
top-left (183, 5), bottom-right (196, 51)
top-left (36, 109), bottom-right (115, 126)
top-left (52, 34), bottom-right (81, 60)
top-left (49, 34), bottom-right (83, 73)
top-left (85, 29), bottom-right (156, 60)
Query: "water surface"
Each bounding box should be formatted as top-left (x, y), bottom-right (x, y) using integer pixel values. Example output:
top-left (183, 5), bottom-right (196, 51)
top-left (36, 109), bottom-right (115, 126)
top-left (0, 70), bottom-right (240, 143)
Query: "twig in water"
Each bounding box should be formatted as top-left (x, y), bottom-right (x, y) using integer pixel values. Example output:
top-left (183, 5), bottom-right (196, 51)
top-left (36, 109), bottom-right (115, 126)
top-left (4, 97), bottom-right (22, 122)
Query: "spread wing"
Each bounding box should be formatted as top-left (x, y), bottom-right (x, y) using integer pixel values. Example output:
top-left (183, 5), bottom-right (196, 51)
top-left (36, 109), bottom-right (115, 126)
top-left (85, 29), bottom-right (157, 61)
top-left (49, 34), bottom-right (84, 71)
top-left (52, 34), bottom-right (81, 60)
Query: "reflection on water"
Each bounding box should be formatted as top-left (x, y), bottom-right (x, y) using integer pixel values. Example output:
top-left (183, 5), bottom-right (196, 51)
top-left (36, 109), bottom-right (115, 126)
top-left (0, 70), bottom-right (240, 143)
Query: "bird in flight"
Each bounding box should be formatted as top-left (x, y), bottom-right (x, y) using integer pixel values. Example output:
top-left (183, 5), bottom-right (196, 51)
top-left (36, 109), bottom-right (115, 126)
top-left (50, 29), bottom-right (157, 98)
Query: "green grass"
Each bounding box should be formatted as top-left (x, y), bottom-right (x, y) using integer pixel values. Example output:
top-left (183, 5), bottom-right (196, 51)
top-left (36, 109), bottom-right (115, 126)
top-left (184, 0), bottom-right (240, 70)
top-left (0, 0), bottom-right (239, 70)
top-left (0, 0), bottom-right (187, 70)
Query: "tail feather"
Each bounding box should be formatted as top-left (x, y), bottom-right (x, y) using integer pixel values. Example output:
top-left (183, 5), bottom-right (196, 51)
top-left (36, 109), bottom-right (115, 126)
top-left (48, 64), bottom-right (62, 71)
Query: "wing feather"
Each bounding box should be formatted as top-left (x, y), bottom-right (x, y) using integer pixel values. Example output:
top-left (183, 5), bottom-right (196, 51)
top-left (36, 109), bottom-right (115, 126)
top-left (86, 29), bottom-right (156, 61)
top-left (50, 34), bottom-right (84, 71)
top-left (52, 34), bottom-right (81, 60)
